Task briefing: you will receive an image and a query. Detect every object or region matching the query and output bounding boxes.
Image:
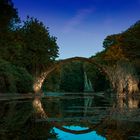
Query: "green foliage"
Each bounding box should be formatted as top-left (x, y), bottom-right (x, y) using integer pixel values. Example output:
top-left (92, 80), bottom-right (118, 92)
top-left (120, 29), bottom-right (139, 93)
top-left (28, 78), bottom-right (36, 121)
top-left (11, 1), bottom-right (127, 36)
top-left (12, 66), bottom-right (33, 93)
top-left (0, 59), bottom-right (17, 93)
top-left (102, 35), bottom-right (126, 62)
top-left (0, 2), bottom-right (59, 93)
top-left (0, 30), bottom-right (22, 64)
top-left (92, 20), bottom-right (140, 92)
top-left (42, 68), bottom-right (61, 92)
top-left (121, 20), bottom-right (140, 59)
top-left (0, 0), bottom-right (20, 32)
top-left (60, 61), bottom-right (84, 92)
top-left (0, 59), bottom-right (33, 93)
top-left (42, 61), bottom-right (110, 92)
top-left (102, 20), bottom-right (140, 61)
top-left (84, 63), bottom-right (110, 92)
top-left (20, 17), bottom-right (59, 76)
top-left (0, 0), bottom-right (21, 64)
top-left (103, 34), bottom-right (121, 49)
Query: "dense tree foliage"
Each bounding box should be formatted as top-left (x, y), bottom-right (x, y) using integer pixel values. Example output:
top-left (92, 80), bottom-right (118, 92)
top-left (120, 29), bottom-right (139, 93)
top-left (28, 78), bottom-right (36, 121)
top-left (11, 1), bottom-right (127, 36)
top-left (0, 0), bottom-right (20, 62)
top-left (42, 61), bottom-right (109, 92)
top-left (84, 63), bottom-right (110, 92)
top-left (0, 59), bottom-right (33, 93)
top-left (91, 20), bottom-right (140, 71)
top-left (60, 62), bottom-right (84, 92)
top-left (42, 68), bottom-right (61, 92)
top-left (92, 20), bottom-right (140, 93)
top-left (19, 17), bottom-right (59, 76)
top-left (0, 0), bottom-right (19, 32)
top-left (102, 20), bottom-right (140, 61)
top-left (0, 0), bottom-right (59, 93)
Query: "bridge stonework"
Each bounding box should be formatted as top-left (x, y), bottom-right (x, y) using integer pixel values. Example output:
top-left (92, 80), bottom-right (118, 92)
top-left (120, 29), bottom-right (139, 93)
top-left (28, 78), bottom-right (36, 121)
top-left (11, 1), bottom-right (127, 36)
top-left (33, 57), bottom-right (107, 93)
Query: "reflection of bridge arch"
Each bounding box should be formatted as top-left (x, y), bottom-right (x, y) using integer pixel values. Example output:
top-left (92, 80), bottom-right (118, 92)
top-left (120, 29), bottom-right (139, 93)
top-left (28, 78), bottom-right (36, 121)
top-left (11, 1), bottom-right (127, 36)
top-left (33, 95), bottom-right (109, 135)
top-left (53, 118), bottom-right (106, 134)
top-left (33, 56), bottom-right (107, 93)
top-left (54, 124), bottom-right (97, 134)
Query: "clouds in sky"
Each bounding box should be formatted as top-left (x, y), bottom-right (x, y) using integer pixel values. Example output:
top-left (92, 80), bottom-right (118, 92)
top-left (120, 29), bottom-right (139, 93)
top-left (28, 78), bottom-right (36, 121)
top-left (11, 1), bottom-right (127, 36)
top-left (63, 8), bottom-right (94, 33)
top-left (12, 0), bottom-right (140, 58)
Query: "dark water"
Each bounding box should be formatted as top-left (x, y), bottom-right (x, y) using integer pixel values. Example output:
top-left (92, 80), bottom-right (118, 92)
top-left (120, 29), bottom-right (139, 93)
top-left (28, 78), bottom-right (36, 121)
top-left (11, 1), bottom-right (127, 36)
top-left (0, 92), bottom-right (140, 140)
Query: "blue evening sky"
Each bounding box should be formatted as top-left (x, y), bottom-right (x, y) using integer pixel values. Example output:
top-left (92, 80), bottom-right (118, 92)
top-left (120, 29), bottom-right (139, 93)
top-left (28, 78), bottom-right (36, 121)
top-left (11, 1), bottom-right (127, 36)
top-left (13, 0), bottom-right (140, 59)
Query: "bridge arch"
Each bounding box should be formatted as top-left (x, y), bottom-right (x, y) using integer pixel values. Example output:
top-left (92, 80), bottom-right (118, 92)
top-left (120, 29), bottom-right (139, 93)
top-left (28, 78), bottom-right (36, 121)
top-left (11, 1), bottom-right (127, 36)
top-left (33, 56), bottom-right (107, 93)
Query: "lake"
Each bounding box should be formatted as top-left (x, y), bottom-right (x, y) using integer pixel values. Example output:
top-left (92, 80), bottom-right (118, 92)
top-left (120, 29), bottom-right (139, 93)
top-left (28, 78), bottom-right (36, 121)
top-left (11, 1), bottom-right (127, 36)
top-left (0, 92), bottom-right (140, 140)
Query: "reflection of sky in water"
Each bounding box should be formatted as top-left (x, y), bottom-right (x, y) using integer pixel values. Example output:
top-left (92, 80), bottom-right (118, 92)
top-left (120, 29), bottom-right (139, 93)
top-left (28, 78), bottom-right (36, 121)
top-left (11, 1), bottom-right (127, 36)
top-left (53, 126), bottom-right (106, 140)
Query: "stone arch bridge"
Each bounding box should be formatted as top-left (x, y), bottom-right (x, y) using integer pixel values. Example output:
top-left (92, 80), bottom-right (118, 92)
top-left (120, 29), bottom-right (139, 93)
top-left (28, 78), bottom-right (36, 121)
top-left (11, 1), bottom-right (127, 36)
top-left (33, 56), bottom-right (107, 93)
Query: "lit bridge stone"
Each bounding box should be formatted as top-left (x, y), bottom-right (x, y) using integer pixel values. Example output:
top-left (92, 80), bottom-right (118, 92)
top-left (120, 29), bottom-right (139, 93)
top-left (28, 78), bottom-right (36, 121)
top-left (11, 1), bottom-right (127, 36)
top-left (33, 56), bottom-right (107, 94)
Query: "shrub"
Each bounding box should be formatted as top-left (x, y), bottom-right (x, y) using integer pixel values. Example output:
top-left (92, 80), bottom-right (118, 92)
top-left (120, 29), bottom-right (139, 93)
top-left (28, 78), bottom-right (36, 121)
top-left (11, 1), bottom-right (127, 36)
top-left (0, 59), bottom-right (33, 93)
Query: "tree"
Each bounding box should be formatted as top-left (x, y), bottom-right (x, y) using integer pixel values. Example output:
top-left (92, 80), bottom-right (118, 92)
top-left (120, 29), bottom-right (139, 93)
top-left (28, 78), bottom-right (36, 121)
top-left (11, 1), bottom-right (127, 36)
top-left (0, 1), bottom-right (60, 93)
top-left (0, 0), bottom-right (21, 64)
top-left (121, 20), bottom-right (140, 59)
top-left (102, 34), bottom-right (126, 62)
top-left (92, 20), bottom-right (140, 93)
top-left (102, 20), bottom-right (140, 61)
top-left (84, 62), bottom-right (110, 92)
top-left (0, 0), bottom-right (19, 32)
top-left (20, 17), bottom-right (59, 76)
top-left (60, 61), bottom-right (84, 92)
top-left (0, 59), bottom-right (33, 93)
top-left (42, 68), bottom-right (61, 92)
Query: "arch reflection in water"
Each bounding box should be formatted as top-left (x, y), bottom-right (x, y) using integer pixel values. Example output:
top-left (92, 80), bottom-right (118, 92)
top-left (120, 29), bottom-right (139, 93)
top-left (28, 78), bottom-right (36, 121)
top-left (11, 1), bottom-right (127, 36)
top-left (53, 126), bottom-right (106, 140)
top-left (34, 92), bottom-right (140, 140)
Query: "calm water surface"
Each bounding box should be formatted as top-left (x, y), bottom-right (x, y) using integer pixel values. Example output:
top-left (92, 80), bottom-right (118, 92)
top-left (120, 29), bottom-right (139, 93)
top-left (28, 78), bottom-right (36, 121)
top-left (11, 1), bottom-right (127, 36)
top-left (0, 92), bottom-right (140, 140)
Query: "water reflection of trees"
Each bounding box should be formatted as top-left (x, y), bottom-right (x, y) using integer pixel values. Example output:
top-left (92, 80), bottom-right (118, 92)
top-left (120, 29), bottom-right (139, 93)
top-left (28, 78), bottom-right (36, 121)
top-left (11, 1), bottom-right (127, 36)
top-left (0, 93), bottom-right (140, 140)
top-left (0, 100), bottom-right (57, 139)
top-left (117, 94), bottom-right (140, 109)
top-left (41, 93), bottom-right (140, 140)
top-left (96, 118), bottom-right (140, 140)
top-left (96, 93), bottom-right (140, 140)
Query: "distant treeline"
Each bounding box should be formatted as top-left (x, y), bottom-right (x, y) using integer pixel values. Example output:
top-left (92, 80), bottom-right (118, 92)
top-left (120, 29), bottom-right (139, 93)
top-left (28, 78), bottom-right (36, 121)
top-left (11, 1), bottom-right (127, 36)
top-left (42, 61), bottom-right (110, 92)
